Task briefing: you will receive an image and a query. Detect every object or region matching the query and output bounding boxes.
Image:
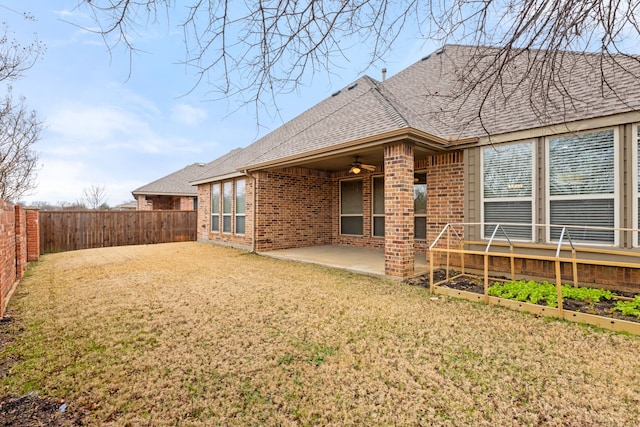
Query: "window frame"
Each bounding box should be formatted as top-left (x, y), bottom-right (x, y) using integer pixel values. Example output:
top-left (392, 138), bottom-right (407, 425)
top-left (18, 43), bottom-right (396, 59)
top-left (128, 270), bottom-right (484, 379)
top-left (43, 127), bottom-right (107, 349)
top-left (371, 175), bottom-right (385, 238)
top-left (211, 183), bottom-right (220, 232)
top-left (633, 124), bottom-right (639, 247)
top-left (222, 181), bottom-right (233, 234)
top-left (545, 128), bottom-right (619, 246)
top-left (480, 140), bottom-right (536, 241)
top-left (414, 171), bottom-right (427, 240)
top-left (235, 178), bottom-right (246, 235)
top-left (340, 178), bottom-right (364, 236)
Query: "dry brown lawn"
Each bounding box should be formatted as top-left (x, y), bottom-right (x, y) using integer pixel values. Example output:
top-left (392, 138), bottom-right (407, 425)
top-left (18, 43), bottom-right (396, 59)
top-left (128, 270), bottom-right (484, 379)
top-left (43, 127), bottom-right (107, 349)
top-left (1, 242), bottom-right (639, 426)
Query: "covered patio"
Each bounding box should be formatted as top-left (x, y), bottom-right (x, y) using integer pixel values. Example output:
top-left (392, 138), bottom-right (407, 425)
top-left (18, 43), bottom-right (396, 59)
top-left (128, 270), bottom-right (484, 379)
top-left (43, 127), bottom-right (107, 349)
top-left (259, 245), bottom-right (429, 278)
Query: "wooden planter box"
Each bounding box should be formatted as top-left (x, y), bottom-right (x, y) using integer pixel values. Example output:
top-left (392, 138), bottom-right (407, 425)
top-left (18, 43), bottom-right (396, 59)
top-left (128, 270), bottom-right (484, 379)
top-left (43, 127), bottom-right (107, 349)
top-left (433, 285), bottom-right (640, 336)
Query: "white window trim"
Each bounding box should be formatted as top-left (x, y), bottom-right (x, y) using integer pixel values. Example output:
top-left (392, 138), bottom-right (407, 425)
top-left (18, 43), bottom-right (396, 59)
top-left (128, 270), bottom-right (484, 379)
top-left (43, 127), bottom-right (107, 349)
top-left (480, 140), bottom-right (536, 241)
top-left (414, 171), bottom-right (428, 241)
top-left (340, 178), bottom-right (364, 236)
top-left (544, 127), bottom-right (619, 246)
top-left (211, 183), bottom-right (220, 233)
top-left (222, 181), bottom-right (233, 234)
top-left (633, 123), bottom-right (639, 247)
top-left (235, 179), bottom-right (246, 236)
top-left (371, 175), bottom-right (384, 238)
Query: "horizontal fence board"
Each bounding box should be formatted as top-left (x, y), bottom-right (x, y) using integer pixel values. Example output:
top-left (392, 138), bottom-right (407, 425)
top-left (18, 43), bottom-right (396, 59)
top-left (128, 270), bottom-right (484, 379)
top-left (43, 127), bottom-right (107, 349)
top-left (40, 210), bottom-right (197, 253)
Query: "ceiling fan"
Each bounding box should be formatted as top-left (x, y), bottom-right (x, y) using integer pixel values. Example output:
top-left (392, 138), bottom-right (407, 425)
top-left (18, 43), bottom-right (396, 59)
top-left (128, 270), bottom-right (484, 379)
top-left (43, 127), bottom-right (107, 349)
top-left (349, 156), bottom-right (376, 174)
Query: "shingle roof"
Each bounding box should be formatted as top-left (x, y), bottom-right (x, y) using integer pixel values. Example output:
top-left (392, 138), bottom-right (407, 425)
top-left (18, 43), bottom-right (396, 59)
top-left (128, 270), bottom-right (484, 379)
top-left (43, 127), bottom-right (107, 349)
top-left (242, 75), bottom-right (431, 168)
top-left (194, 44), bottom-right (640, 182)
top-left (384, 45), bottom-right (640, 138)
top-left (132, 163), bottom-right (207, 196)
top-left (191, 148), bottom-right (246, 184)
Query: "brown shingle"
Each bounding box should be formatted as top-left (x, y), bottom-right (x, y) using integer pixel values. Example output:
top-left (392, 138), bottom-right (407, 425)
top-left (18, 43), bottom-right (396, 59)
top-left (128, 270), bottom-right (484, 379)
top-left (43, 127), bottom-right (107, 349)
top-left (196, 44), bottom-right (640, 180)
top-left (133, 163), bottom-right (208, 196)
top-left (385, 45), bottom-right (640, 138)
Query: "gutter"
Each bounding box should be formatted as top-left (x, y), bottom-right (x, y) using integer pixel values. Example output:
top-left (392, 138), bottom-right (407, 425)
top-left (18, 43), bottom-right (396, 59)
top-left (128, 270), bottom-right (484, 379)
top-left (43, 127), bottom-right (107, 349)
top-left (238, 127), bottom-right (479, 172)
top-left (190, 171), bottom-right (245, 186)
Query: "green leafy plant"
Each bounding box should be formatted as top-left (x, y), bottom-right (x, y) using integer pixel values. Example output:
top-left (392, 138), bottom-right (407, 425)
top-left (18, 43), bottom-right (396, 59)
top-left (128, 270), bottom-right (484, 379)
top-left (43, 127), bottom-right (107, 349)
top-left (615, 297), bottom-right (640, 319)
top-left (488, 280), bottom-right (613, 308)
top-left (488, 280), bottom-right (558, 307)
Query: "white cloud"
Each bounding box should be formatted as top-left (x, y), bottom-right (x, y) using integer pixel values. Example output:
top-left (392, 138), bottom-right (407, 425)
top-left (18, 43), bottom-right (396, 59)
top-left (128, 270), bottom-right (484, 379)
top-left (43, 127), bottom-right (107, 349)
top-left (171, 103), bottom-right (208, 126)
top-left (48, 101), bottom-right (184, 154)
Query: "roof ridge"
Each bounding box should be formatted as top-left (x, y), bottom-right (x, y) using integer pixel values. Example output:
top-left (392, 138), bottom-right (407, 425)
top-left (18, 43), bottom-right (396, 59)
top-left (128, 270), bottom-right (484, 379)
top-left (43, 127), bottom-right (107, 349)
top-left (246, 76), bottom-right (383, 166)
top-left (368, 80), bottom-right (410, 128)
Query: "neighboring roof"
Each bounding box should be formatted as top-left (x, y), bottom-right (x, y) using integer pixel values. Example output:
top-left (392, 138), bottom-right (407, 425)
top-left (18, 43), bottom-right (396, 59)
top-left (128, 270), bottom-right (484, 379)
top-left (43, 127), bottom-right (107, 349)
top-left (132, 163), bottom-right (207, 196)
top-left (193, 44), bottom-right (640, 183)
top-left (114, 201), bottom-right (137, 210)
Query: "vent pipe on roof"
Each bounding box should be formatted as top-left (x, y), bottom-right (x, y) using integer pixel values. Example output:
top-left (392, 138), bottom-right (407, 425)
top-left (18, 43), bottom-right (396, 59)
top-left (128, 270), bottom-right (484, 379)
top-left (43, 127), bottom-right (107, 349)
top-left (381, 68), bottom-right (387, 81)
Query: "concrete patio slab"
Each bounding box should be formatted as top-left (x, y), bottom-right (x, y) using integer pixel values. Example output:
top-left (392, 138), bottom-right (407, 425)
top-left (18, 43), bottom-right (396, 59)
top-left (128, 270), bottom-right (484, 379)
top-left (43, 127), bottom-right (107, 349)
top-left (259, 245), bottom-right (429, 278)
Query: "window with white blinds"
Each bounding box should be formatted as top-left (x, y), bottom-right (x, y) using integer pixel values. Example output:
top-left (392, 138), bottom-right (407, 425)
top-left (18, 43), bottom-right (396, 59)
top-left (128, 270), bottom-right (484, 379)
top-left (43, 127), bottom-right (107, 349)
top-left (222, 181), bottom-right (232, 233)
top-left (547, 129), bottom-right (616, 244)
top-left (211, 183), bottom-right (220, 232)
top-left (235, 179), bottom-right (246, 235)
top-left (481, 141), bottom-right (534, 240)
top-left (636, 125), bottom-right (640, 246)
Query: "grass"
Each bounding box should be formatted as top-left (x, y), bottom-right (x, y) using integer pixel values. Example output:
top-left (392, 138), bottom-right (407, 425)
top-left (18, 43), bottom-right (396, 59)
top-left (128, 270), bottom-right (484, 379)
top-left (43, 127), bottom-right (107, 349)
top-left (1, 242), bottom-right (640, 426)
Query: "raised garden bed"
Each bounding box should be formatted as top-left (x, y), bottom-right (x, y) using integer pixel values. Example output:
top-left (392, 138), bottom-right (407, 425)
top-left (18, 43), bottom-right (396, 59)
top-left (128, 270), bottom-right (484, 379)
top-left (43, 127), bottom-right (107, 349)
top-left (406, 270), bottom-right (640, 335)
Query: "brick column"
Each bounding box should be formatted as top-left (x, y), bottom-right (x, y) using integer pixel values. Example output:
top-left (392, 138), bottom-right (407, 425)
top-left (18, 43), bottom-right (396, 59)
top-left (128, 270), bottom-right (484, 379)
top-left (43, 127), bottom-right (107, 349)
top-left (384, 142), bottom-right (414, 277)
top-left (136, 195), bottom-right (152, 211)
top-left (26, 208), bottom-right (40, 261)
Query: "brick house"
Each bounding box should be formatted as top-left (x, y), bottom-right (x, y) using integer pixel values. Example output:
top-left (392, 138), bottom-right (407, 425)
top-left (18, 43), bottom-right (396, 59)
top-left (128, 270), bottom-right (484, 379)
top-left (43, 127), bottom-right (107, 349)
top-left (191, 45), bottom-right (640, 279)
top-left (133, 163), bottom-right (206, 210)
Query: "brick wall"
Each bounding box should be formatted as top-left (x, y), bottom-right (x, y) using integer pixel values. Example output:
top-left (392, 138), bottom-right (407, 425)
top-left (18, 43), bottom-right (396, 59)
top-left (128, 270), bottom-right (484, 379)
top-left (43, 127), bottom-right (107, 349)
top-left (421, 152), bottom-right (465, 247)
top-left (137, 195), bottom-right (195, 211)
top-left (151, 196), bottom-right (178, 210)
top-left (255, 168), bottom-right (332, 251)
top-left (197, 184), bottom-right (212, 240)
top-left (453, 253), bottom-right (640, 294)
top-left (14, 205), bottom-right (27, 279)
top-left (178, 196), bottom-right (195, 211)
top-left (0, 200), bottom-right (16, 317)
top-left (26, 209), bottom-right (39, 261)
top-left (136, 195), bottom-right (152, 211)
top-left (0, 200), bottom-right (39, 317)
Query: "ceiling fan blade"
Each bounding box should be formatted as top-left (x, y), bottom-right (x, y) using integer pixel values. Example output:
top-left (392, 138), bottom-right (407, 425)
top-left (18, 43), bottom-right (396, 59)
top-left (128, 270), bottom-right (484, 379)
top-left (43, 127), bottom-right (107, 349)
top-left (361, 164), bottom-right (376, 171)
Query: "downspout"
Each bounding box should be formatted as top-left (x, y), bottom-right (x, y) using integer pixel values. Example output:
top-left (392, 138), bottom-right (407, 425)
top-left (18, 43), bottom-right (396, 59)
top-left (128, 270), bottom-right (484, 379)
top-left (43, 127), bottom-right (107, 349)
top-left (244, 170), bottom-right (257, 253)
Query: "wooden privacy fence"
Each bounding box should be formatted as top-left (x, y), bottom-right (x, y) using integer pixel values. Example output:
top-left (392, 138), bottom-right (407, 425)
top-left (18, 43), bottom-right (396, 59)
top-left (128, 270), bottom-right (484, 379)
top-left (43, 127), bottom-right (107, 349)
top-left (40, 210), bottom-right (197, 253)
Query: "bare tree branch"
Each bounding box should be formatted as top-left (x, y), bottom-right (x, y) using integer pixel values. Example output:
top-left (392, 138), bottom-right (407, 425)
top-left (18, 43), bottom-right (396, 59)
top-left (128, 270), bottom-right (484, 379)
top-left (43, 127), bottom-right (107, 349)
top-left (81, 183), bottom-right (108, 210)
top-left (79, 0), bottom-right (640, 127)
top-left (0, 88), bottom-right (42, 202)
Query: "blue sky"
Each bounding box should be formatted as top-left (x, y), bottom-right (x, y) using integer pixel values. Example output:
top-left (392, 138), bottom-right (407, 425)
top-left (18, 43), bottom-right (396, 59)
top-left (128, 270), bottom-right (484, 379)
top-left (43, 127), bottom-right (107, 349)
top-left (3, 1), bottom-right (433, 206)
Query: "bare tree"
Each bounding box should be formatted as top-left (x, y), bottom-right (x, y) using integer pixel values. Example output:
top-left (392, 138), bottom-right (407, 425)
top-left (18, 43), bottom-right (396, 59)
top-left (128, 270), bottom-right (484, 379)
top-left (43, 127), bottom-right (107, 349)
top-left (0, 88), bottom-right (41, 201)
top-left (0, 21), bottom-right (44, 202)
top-left (81, 183), bottom-right (108, 210)
top-left (80, 1), bottom-right (640, 124)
